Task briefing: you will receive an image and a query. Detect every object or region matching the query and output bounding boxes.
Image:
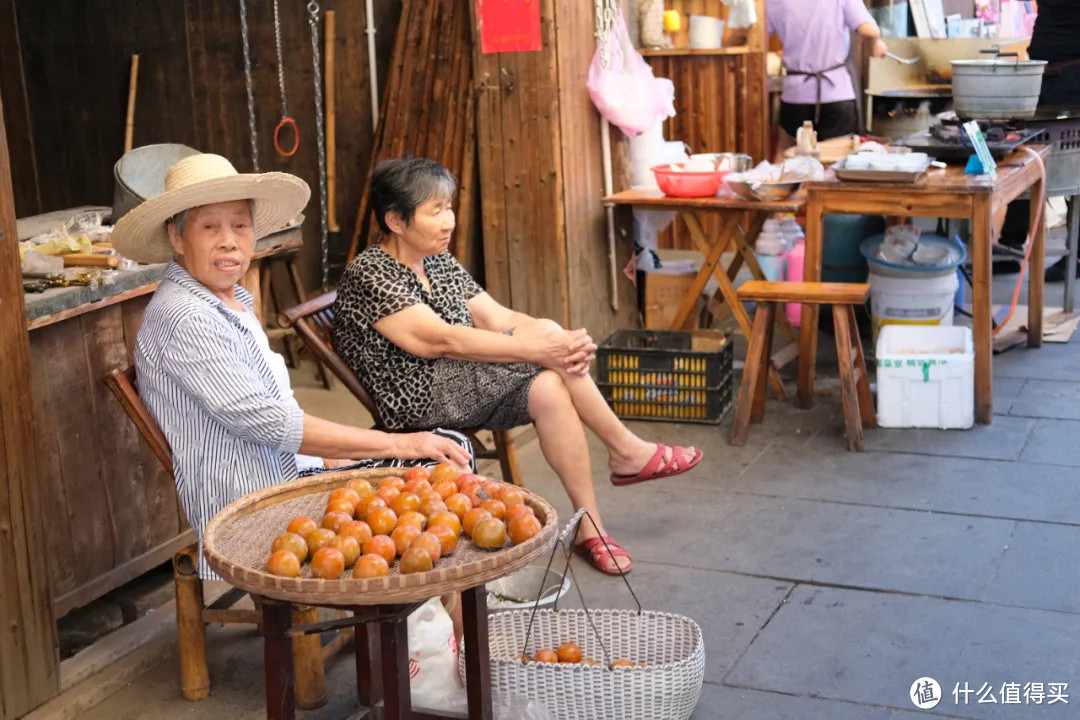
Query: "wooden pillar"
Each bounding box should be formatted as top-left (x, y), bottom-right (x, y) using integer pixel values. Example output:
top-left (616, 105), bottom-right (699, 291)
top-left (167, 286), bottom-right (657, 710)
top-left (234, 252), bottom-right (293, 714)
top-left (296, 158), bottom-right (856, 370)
top-left (0, 94), bottom-right (60, 719)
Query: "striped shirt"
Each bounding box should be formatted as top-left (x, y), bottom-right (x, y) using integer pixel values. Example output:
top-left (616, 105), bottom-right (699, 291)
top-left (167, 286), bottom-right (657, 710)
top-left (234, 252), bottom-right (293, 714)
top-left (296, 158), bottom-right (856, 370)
top-left (136, 262), bottom-right (307, 578)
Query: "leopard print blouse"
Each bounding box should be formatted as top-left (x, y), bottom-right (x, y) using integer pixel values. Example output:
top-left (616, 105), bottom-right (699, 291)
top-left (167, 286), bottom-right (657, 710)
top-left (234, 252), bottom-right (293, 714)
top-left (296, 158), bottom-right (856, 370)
top-left (332, 245), bottom-right (483, 429)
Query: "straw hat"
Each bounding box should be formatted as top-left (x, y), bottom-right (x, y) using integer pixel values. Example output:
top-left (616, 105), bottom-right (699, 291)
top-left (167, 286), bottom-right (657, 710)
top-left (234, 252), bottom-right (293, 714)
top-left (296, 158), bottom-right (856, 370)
top-left (111, 153), bottom-right (310, 264)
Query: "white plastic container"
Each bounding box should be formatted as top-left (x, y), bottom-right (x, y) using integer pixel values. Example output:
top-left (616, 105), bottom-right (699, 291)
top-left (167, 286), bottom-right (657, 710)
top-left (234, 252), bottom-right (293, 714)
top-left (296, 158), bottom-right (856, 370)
top-left (867, 270), bottom-right (958, 337)
top-left (876, 325), bottom-right (974, 430)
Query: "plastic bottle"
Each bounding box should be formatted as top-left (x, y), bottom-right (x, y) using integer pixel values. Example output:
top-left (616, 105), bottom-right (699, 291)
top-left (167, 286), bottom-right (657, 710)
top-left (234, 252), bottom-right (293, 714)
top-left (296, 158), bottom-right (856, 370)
top-left (784, 238), bottom-right (805, 327)
top-left (755, 218), bottom-right (787, 282)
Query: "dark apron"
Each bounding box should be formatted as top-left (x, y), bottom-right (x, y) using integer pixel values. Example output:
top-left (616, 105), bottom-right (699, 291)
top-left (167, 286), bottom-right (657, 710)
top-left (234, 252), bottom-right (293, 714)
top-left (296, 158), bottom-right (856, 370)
top-left (783, 58), bottom-right (851, 128)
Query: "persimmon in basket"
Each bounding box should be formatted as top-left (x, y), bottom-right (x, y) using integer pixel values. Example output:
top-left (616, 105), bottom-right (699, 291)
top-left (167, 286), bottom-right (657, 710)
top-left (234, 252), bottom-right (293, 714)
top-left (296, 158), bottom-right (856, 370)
top-left (427, 511), bottom-right (462, 537)
top-left (508, 514), bottom-right (542, 545)
top-left (557, 642), bottom-right (582, 664)
top-left (400, 546), bottom-right (433, 574)
top-left (330, 487), bottom-right (361, 507)
top-left (322, 511), bottom-right (352, 533)
top-left (390, 492), bottom-right (421, 516)
top-left (339, 520), bottom-right (373, 546)
top-left (462, 508), bottom-right (491, 536)
top-left (331, 535), bottom-right (361, 566)
top-left (267, 550), bottom-right (301, 578)
top-left (410, 532), bottom-right (443, 562)
top-left (363, 535), bottom-right (396, 564)
top-left (287, 516), bottom-right (318, 538)
top-left (427, 525), bottom-right (458, 555)
top-left (504, 503), bottom-right (535, 524)
top-left (445, 493), bottom-right (471, 519)
top-left (271, 532), bottom-right (309, 563)
top-left (346, 478), bottom-right (375, 500)
top-left (397, 511), bottom-right (427, 530)
top-left (431, 462), bottom-right (460, 486)
top-left (533, 649), bottom-right (558, 664)
top-left (367, 507), bottom-right (398, 536)
top-left (325, 498), bottom-right (356, 517)
top-left (305, 528), bottom-right (336, 555)
top-left (471, 517), bottom-right (508, 549)
top-left (391, 524), bottom-right (423, 556)
top-left (404, 466), bottom-right (431, 483)
top-left (481, 499), bottom-right (506, 521)
top-left (353, 553), bottom-right (390, 579)
top-left (311, 547), bottom-right (345, 579)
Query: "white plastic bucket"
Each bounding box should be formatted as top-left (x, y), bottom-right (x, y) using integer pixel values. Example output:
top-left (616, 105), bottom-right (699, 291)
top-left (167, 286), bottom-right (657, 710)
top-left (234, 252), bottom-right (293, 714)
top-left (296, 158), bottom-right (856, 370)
top-left (868, 270), bottom-right (958, 337)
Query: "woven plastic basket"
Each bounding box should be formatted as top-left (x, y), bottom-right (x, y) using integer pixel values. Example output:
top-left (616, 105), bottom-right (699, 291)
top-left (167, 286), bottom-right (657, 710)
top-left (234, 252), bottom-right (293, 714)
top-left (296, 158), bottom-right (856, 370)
top-left (462, 608), bottom-right (705, 720)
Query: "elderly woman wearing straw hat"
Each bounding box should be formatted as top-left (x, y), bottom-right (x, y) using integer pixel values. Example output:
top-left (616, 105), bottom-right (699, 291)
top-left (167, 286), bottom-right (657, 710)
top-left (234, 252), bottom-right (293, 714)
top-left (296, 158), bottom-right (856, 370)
top-left (111, 153), bottom-right (473, 579)
top-left (333, 156), bottom-right (704, 576)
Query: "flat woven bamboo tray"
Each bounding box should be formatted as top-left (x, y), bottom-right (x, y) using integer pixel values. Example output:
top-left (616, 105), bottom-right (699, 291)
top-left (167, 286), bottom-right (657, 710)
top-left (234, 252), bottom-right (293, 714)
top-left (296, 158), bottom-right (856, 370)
top-left (203, 467), bottom-right (558, 605)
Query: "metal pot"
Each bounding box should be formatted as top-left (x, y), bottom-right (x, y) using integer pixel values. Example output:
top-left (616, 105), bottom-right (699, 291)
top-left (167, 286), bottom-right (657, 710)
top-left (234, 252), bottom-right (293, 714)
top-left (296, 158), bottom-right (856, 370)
top-left (951, 52), bottom-right (1047, 119)
top-left (112, 143), bottom-right (200, 222)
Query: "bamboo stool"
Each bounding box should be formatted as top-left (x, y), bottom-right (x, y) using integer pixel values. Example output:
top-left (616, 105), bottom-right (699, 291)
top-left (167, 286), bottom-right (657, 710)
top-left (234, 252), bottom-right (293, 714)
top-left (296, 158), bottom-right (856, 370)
top-left (730, 281), bottom-right (876, 451)
top-left (104, 367), bottom-right (338, 707)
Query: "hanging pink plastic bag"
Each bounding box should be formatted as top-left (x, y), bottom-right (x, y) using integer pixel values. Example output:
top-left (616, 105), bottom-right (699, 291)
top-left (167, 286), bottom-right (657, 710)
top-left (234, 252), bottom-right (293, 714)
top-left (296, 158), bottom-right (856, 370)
top-left (588, 10), bottom-right (675, 138)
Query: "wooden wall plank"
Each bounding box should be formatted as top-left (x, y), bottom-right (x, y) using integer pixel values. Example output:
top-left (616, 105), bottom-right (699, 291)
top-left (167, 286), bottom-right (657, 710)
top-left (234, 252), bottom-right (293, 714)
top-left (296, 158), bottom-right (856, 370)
top-left (0, 0), bottom-right (40, 216)
top-left (0, 92), bottom-right (59, 720)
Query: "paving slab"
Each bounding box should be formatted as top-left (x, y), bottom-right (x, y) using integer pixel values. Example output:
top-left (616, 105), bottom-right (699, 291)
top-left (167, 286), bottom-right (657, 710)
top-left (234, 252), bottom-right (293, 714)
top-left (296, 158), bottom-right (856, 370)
top-left (1007, 380), bottom-right (1080, 420)
top-left (984, 521), bottom-right (1080, 614)
top-left (857, 415), bottom-right (1035, 461)
top-left (557, 560), bottom-right (792, 684)
top-left (736, 446), bottom-right (1080, 525)
top-left (994, 343), bottom-right (1080, 382)
top-left (1018, 419), bottom-right (1080, 467)
top-left (620, 487), bottom-right (1011, 600)
top-left (726, 585), bottom-right (1080, 720)
top-left (992, 377), bottom-right (1027, 415)
top-left (692, 683), bottom-right (893, 720)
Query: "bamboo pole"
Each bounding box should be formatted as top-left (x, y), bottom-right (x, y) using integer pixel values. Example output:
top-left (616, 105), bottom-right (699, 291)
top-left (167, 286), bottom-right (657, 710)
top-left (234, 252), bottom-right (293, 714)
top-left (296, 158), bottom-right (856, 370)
top-left (172, 546), bottom-right (210, 701)
top-left (291, 604), bottom-right (327, 710)
top-left (124, 54), bottom-right (139, 153)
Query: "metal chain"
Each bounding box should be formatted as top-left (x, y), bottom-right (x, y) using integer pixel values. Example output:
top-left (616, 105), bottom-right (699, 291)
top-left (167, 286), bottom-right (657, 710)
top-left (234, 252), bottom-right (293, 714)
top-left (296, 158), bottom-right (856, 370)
top-left (308, 0), bottom-right (330, 291)
top-left (272, 0), bottom-right (289, 117)
top-left (238, 0), bottom-right (260, 172)
top-left (593, 0), bottom-right (619, 68)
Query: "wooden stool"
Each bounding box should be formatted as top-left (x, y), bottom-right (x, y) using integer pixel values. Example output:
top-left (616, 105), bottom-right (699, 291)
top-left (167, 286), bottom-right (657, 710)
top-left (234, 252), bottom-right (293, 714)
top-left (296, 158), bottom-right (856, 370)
top-left (730, 281), bottom-right (876, 451)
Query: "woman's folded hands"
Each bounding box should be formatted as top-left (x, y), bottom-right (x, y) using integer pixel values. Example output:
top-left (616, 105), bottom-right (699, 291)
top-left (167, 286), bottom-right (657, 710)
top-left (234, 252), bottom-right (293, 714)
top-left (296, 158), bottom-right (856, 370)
top-left (516, 320), bottom-right (598, 376)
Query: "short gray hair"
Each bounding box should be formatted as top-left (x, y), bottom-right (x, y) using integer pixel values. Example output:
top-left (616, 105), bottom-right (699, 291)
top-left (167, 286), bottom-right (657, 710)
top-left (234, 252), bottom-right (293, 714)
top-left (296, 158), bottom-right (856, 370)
top-left (370, 157), bottom-right (456, 234)
top-left (167, 199), bottom-right (255, 236)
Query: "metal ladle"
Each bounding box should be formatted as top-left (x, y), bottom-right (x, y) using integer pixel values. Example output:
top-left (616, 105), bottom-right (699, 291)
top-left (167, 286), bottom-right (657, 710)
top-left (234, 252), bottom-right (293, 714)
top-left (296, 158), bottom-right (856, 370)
top-left (886, 52), bottom-right (919, 65)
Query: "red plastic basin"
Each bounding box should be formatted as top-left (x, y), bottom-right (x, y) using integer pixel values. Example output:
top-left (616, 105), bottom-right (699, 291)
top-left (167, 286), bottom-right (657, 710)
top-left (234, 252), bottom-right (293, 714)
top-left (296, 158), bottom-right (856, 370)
top-left (651, 164), bottom-right (728, 198)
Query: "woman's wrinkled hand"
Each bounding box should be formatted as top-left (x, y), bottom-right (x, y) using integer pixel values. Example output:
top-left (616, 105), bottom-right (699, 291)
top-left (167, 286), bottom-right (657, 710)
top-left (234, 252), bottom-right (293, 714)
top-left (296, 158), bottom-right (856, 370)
top-left (518, 320), bottom-right (595, 373)
top-left (396, 432), bottom-right (472, 471)
top-left (563, 328), bottom-right (597, 376)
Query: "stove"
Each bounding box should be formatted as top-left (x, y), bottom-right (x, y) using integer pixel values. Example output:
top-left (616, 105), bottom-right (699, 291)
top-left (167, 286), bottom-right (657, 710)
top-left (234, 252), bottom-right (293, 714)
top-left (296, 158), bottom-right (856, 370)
top-left (894, 117), bottom-right (1045, 162)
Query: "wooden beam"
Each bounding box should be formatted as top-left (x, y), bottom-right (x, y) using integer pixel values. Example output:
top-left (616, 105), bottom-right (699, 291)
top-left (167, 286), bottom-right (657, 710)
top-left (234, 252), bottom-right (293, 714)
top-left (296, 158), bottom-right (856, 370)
top-left (0, 93), bottom-right (59, 720)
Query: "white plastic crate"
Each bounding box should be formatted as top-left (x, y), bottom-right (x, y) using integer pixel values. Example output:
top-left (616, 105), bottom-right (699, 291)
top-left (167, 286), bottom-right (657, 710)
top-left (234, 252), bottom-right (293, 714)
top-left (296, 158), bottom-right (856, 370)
top-left (875, 325), bottom-right (974, 429)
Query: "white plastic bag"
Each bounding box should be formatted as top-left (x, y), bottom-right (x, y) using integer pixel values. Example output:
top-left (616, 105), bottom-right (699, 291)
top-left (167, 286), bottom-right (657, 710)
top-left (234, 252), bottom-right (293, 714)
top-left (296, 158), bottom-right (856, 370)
top-left (588, 10), bottom-right (676, 138)
top-left (720, 0), bottom-right (757, 29)
top-left (407, 598), bottom-right (466, 713)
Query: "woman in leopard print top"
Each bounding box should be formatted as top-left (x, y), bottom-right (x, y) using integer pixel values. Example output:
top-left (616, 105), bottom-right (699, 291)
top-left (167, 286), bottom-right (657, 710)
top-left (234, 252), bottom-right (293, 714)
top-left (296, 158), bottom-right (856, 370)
top-left (333, 157), bottom-right (704, 574)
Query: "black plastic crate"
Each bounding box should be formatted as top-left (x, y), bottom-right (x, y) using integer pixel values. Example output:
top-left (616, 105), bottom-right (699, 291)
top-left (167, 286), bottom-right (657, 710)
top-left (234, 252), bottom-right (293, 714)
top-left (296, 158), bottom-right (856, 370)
top-left (596, 329), bottom-right (734, 424)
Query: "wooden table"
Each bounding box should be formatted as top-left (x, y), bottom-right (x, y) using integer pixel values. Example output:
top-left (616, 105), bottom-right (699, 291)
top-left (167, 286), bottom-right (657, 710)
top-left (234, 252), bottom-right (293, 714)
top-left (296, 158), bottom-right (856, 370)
top-left (604, 188), bottom-right (806, 398)
top-left (799, 146), bottom-right (1050, 424)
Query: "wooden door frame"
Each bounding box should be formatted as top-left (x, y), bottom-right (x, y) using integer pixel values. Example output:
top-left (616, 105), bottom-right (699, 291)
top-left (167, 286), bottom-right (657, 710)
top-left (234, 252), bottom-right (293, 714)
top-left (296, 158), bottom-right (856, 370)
top-left (0, 91), bottom-right (60, 719)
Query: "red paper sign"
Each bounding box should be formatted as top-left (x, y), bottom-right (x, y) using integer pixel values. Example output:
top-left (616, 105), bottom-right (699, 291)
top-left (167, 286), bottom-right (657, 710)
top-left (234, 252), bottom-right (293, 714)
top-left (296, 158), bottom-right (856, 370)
top-left (478, 0), bottom-right (542, 54)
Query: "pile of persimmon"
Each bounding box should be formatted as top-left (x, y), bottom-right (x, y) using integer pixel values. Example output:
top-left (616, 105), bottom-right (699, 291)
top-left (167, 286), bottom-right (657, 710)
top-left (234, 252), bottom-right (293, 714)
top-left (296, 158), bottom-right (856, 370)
top-left (265, 465), bottom-right (544, 580)
top-left (518, 642), bottom-right (643, 669)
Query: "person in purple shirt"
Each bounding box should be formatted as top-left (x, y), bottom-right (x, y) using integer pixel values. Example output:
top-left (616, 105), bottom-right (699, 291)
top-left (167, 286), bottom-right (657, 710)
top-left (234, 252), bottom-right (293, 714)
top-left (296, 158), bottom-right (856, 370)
top-left (769, 0), bottom-right (889, 141)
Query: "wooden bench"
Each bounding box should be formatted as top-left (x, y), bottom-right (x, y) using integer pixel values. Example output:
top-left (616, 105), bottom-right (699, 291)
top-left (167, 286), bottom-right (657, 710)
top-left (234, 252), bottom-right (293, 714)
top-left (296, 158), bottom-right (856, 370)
top-left (730, 281), bottom-right (876, 451)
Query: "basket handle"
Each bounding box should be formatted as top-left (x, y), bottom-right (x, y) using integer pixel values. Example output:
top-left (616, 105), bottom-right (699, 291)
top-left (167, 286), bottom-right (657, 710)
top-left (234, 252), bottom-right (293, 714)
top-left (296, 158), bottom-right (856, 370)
top-left (519, 508), bottom-right (642, 666)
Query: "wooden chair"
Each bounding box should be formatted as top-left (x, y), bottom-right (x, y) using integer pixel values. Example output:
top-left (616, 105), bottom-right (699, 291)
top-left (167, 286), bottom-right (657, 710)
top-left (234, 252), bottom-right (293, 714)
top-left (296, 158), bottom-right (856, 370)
top-left (279, 291), bottom-right (524, 486)
top-left (104, 367), bottom-right (342, 708)
top-left (730, 281), bottom-right (876, 451)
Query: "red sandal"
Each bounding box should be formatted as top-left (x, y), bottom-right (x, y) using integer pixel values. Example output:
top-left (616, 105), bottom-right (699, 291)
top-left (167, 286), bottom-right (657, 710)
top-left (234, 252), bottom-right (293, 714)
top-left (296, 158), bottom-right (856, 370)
top-left (574, 536), bottom-right (633, 575)
top-left (610, 443), bottom-right (703, 487)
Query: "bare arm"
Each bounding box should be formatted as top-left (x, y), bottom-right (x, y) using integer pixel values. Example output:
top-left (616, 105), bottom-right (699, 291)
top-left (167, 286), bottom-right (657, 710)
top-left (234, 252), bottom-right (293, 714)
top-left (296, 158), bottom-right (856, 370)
top-left (298, 414), bottom-right (471, 469)
top-left (373, 304), bottom-right (595, 371)
top-left (467, 291), bottom-right (532, 332)
top-left (857, 21), bottom-right (888, 57)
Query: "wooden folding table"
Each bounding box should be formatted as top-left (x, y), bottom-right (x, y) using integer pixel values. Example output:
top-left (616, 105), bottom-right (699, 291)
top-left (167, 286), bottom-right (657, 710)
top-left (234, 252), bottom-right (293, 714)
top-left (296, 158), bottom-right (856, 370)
top-left (799, 146), bottom-right (1050, 424)
top-left (603, 188), bottom-right (806, 399)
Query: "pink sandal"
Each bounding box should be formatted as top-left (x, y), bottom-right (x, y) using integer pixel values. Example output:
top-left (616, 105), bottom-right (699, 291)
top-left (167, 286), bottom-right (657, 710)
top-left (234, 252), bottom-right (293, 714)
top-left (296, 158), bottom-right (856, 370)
top-left (574, 536), bottom-right (633, 575)
top-left (610, 443), bottom-right (702, 487)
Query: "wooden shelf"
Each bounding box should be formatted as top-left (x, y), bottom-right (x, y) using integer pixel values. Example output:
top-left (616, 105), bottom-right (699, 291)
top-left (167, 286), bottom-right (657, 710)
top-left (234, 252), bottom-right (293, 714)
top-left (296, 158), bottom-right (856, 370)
top-left (641, 46), bottom-right (753, 57)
